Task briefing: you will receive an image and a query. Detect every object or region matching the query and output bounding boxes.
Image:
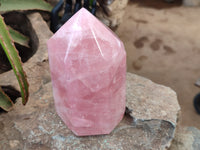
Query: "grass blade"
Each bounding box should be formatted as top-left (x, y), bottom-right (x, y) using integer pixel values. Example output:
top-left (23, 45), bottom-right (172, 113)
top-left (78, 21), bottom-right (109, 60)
top-left (0, 87), bottom-right (13, 111)
top-left (8, 26), bottom-right (30, 48)
top-left (0, 0), bottom-right (53, 12)
top-left (0, 15), bottom-right (29, 105)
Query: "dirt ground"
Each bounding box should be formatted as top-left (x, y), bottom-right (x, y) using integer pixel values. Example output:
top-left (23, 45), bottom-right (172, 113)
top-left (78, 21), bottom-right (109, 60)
top-left (116, 0), bottom-right (200, 128)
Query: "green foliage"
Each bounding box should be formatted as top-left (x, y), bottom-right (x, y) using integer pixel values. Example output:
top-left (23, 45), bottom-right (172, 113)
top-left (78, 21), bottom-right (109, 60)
top-left (8, 26), bottom-right (29, 48)
top-left (0, 86), bottom-right (13, 111)
top-left (0, 0), bottom-right (53, 111)
top-left (0, 15), bottom-right (29, 111)
top-left (0, 0), bottom-right (53, 12)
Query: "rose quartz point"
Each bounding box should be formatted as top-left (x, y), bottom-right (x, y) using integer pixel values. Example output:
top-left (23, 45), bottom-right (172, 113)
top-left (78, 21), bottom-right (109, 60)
top-left (47, 8), bottom-right (126, 136)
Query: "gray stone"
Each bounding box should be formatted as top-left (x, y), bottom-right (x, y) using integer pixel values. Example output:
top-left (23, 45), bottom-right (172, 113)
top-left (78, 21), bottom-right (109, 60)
top-left (183, 0), bottom-right (200, 6)
top-left (126, 73), bottom-right (180, 126)
top-left (96, 0), bottom-right (128, 30)
top-left (169, 127), bottom-right (200, 150)
top-left (195, 78), bottom-right (200, 87)
top-left (0, 13), bottom-right (180, 150)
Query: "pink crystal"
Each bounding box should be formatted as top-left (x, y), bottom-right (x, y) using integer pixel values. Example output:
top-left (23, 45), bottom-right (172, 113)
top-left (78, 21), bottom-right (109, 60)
top-left (47, 8), bottom-right (126, 136)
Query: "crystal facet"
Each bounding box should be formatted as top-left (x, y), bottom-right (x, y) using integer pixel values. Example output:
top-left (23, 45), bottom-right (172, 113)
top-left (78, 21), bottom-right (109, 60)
top-left (47, 8), bottom-right (126, 136)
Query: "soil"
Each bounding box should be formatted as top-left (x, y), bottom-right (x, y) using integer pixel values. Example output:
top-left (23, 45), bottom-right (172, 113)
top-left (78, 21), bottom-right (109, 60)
top-left (116, 0), bottom-right (200, 128)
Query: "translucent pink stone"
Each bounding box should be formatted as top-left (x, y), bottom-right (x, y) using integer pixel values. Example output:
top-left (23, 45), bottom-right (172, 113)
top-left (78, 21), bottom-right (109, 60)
top-left (47, 8), bottom-right (126, 136)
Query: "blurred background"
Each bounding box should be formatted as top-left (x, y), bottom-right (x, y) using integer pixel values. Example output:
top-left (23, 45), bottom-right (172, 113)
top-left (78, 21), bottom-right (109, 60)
top-left (113, 0), bottom-right (200, 129)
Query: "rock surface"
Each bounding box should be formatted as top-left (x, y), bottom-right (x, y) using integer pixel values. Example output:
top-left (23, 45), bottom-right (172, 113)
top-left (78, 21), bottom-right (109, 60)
top-left (0, 13), bottom-right (180, 150)
top-left (96, 0), bottom-right (128, 30)
top-left (169, 127), bottom-right (200, 150)
top-left (195, 78), bottom-right (200, 87)
top-left (126, 73), bottom-right (180, 126)
top-left (183, 0), bottom-right (200, 6)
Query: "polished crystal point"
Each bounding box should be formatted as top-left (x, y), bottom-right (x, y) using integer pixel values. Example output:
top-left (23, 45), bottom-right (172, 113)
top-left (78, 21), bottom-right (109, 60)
top-left (47, 8), bottom-right (126, 136)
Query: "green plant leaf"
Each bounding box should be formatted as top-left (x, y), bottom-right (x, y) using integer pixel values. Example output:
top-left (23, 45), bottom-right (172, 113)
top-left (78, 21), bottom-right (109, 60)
top-left (0, 0), bottom-right (53, 12)
top-left (8, 26), bottom-right (29, 48)
top-left (0, 15), bottom-right (29, 105)
top-left (0, 86), bottom-right (13, 111)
